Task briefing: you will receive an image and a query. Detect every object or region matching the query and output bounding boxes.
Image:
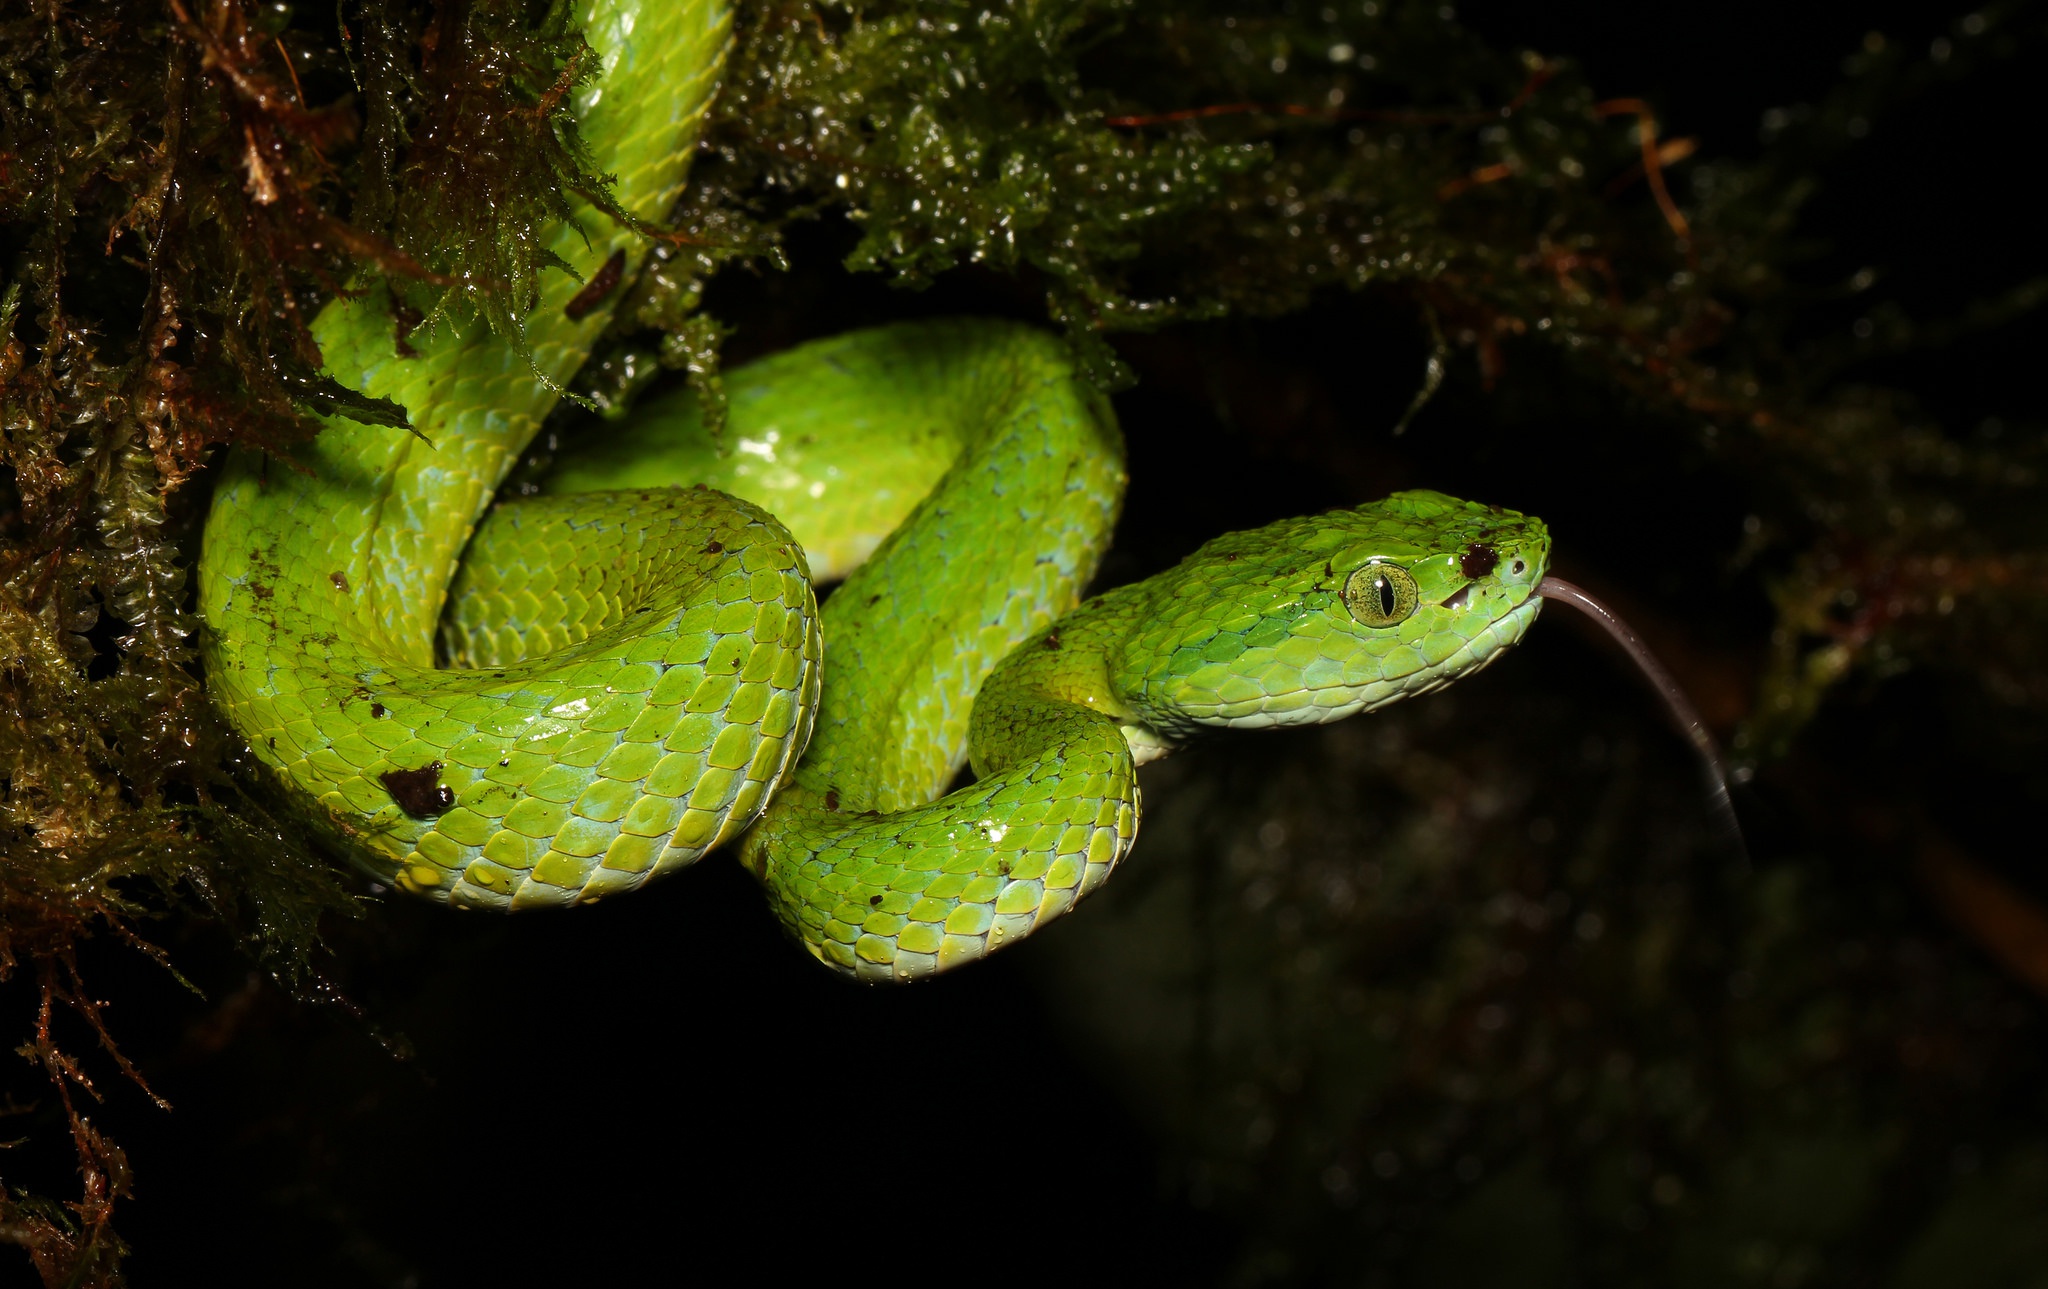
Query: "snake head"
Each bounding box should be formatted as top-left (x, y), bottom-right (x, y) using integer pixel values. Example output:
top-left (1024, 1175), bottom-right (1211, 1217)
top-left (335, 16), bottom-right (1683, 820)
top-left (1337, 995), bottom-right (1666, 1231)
top-left (1121, 489), bottom-right (1551, 731)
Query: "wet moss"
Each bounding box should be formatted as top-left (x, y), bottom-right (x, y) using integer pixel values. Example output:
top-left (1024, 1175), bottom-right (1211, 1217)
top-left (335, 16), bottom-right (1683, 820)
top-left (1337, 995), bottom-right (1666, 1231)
top-left (2, 0), bottom-right (2044, 1281)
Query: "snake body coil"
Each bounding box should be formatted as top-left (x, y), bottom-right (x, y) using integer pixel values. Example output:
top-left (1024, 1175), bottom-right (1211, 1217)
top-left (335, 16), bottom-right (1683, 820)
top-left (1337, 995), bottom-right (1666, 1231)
top-left (199, 0), bottom-right (1552, 979)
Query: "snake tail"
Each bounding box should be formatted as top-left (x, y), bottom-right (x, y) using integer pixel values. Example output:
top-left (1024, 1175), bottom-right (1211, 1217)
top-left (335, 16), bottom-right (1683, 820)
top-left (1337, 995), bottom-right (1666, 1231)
top-left (199, 0), bottom-right (746, 905)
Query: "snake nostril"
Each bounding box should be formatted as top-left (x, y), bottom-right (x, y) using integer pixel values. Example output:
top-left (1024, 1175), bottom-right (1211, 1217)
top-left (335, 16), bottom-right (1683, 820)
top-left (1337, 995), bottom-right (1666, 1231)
top-left (1512, 559), bottom-right (1526, 575)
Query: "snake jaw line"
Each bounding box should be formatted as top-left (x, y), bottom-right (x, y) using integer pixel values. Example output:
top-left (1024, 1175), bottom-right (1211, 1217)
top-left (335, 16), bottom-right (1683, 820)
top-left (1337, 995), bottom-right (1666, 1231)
top-left (1108, 490), bottom-right (1552, 737)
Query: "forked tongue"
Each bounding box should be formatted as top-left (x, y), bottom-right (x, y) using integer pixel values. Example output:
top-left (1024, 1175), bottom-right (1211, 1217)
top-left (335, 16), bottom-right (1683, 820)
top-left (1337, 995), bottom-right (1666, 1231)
top-left (1535, 577), bottom-right (1745, 852)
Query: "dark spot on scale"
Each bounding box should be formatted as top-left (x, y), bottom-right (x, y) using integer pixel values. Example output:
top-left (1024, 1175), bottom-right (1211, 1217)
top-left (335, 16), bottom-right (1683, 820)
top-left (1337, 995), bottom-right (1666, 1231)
top-left (997, 857), bottom-right (1013, 876)
top-left (248, 581), bottom-right (272, 601)
top-left (381, 763), bottom-right (454, 817)
top-left (1324, 561), bottom-right (1334, 579)
top-left (329, 571), bottom-right (350, 593)
top-left (869, 894), bottom-right (883, 906)
top-left (492, 672), bottom-right (505, 679)
top-left (868, 595), bottom-right (881, 606)
top-left (1460, 542), bottom-right (1499, 580)
top-left (370, 702), bottom-right (386, 719)
top-left (563, 248), bottom-right (627, 320)
top-left (267, 737), bottom-right (276, 749)
top-left (702, 539), bottom-right (723, 554)
top-left (825, 789), bottom-right (841, 811)
top-left (392, 302), bottom-right (422, 357)
top-left (1043, 631), bottom-right (1062, 651)
top-left (1224, 552), bottom-right (1240, 562)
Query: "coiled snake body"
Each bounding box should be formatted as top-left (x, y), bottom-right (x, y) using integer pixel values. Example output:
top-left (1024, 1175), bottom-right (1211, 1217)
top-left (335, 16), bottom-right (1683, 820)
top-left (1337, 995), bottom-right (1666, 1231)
top-left (200, 0), bottom-right (1551, 981)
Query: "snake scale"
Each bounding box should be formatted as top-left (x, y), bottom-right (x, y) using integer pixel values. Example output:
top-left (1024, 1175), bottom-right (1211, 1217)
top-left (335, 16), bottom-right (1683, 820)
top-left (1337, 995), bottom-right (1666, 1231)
top-left (199, 0), bottom-right (1552, 982)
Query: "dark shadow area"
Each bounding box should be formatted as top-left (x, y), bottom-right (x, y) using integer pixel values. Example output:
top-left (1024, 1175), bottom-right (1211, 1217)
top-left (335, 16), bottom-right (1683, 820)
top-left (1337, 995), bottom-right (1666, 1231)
top-left (5, 2), bottom-right (2042, 1286)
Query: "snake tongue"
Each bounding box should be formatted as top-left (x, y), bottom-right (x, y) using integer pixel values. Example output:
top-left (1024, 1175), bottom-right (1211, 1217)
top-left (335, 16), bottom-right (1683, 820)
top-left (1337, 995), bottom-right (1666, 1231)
top-left (1534, 576), bottom-right (1745, 853)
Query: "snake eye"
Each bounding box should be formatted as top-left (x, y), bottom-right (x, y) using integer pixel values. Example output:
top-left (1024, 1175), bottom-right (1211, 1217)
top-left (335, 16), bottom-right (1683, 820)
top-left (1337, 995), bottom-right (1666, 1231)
top-left (1343, 562), bottom-right (1418, 628)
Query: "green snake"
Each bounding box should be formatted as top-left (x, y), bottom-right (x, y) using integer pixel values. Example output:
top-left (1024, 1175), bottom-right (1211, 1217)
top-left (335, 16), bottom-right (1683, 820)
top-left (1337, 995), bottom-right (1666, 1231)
top-left (199, 0), bottom-right (1556, 982)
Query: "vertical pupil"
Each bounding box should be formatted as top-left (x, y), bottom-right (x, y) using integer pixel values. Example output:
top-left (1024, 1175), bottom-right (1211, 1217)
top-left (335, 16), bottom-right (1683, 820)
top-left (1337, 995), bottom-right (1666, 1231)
top-left (1377, 575), bottom-right (1395, 617)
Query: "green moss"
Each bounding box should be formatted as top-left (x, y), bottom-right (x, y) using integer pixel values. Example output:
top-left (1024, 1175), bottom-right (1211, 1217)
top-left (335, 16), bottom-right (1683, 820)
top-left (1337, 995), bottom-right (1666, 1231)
top-left (2, 1), bottom-right (2045, 1280)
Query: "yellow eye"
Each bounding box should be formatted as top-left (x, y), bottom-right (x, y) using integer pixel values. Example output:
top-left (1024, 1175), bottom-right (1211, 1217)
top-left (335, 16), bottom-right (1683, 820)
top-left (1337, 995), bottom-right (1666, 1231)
top-left (1343, 562), bottom-right (1418, 627)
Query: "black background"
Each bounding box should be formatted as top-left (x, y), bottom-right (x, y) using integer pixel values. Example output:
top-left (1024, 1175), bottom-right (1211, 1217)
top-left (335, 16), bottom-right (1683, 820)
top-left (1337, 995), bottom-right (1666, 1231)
top-left (7, 2), bottom-right (2039, 1285)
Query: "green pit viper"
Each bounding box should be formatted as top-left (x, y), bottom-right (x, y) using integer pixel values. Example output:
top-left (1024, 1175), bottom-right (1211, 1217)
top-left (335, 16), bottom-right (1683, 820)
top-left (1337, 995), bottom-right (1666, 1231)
top-left (199, 0), bottom-right (1572, 982)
